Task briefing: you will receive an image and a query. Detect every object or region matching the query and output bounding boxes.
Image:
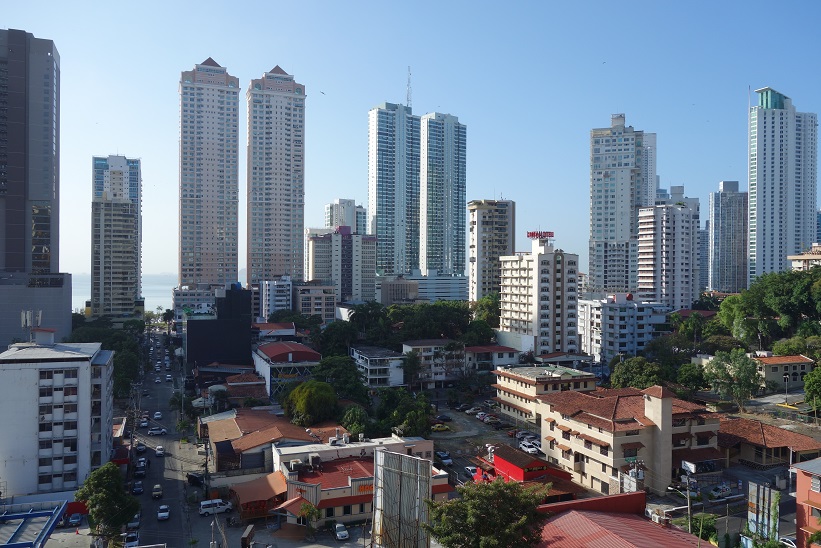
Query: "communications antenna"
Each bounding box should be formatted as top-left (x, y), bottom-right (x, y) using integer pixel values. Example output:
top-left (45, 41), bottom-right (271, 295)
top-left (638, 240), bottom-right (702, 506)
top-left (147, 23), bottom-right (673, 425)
top-left (406, 66), bottom-right (412, 109)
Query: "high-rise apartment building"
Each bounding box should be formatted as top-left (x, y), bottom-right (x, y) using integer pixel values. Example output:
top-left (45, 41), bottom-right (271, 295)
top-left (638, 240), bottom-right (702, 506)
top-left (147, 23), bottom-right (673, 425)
top-left (306, 226), bottom-right (377, 303)
top-left (708, 181), bottom-right (747, 293)
top-left (0, 29), bottom-right (71, 346)
top-left (179, 58), bottom-right (239, 287)
top-left (260, 276), bottom-right (293, 319)
top-left (325, 198), bottom-right (366, 234)
top-left (90, 155), bottom-right (142, 317)
top-left (497, 236), bottom-right (579, 354)
top-left (468, 199), bottom-right (515, 302)
top-left (637, 187), bottom-right (700, 311)
top-left (748, 88), bottom-right (817, 284)
top-left (588, 115), bottom-right (656, 293)
top-left (247, 66), bottom-right (306, 285)
top-left (419, 113), bottom-right (467, 276)
top-left (698, 225), bottom-right (709, 294)
top-left (368, 103), bottom-right (420, 276)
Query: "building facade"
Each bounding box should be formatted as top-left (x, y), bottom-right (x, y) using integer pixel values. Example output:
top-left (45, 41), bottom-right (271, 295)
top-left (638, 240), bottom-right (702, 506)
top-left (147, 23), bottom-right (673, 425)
top-left (468, 199), bottom-right (515, 302)
top-left (748, 87), bottom-right (818, 285)
top-left (637, 187), bottom-right (700, 311)
top-left (577, 293), bottom-right (668, 365)
top-left (789, 244), bottom-right (821, 272)
top-left (0, 29), bottom-right (71, 346)
top-left (260, 276), bottom-right (293, 319)
top-left (325, 198), bottom-right (366, 234)
top-left (306, 226), bottom-right (377, 303)
top-left (292, 282), bottom-right (336, 324)
top-left (588, 115), bottom-right (656, 293)
top-left (419, 113), bottom-right (467, 277)
top-left (349, 345), bottom-right (405, 388)
top-left (90, 155), bottom-right (142, 317)
top-left (791, 458), bottom-right (821, 548)
top-left (405, 269), bottom-right (467, 302)
top-left (0, 330), bottom-right (114, 496)
top-left (401, 339), bottom-right (465, 389)
top-left (368, 102), bottom-right (420, 276)
top-left (246, 66), bottom-right (306, 285)
top-left (497, 237), bottom-right (579, 354)
top-left (708, 181), bottom-right (747, 293)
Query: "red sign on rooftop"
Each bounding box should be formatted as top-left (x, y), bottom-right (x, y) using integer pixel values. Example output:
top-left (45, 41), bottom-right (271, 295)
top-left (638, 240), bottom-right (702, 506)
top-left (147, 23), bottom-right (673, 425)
top-left (527, 231), bottom-right (554, 239)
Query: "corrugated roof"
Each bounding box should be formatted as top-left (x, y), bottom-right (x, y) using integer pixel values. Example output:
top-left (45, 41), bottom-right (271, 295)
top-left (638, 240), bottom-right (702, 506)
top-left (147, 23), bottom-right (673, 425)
top-left (538, 510), bottom-right (701, 547)
top-left (792, 458), bottom-right (821, 476)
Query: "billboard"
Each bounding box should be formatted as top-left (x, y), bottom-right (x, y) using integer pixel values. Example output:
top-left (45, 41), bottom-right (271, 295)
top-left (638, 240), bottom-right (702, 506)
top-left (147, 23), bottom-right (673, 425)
top-left (372, 450), bottom-right (432, 548)
top-left (747, 481), bottom-right (777, 539)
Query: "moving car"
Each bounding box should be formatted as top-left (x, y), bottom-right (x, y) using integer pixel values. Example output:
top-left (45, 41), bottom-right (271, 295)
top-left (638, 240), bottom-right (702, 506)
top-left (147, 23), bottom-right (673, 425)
top-left (154, 378), bottom-right (161, 384)
top-left (147, 427), bottom-right (167, 436)
top-left (431, 424), bottom-right (450, 432)
top-left (134, 466), bottom-right (146, 478)
top-left (435, 451), bottom-right (453, 466)
top-left (152, 484), bottom-right (163, 499)
top-left (157, 505), bottom-right (170, 521)
top-left (139, 419), bottom-right (149, 428)
top-left (165, 374), bottom-right (172, 382)
top-left (155, 445), bottom-right (165, 457)
top-left (132, 481), bottom-right (144, 495)
top-left (153, 412), bottom-right (162, 420)
top-left (135, 442), bottom-right (147, 453)
top-left (334, 523), bottom-right (349, 540)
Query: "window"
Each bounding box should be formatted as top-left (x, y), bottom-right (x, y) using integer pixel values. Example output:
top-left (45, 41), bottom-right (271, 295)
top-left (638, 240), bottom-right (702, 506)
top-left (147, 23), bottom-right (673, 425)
top-left (38, 457), bottom-right (51, 467)
top-left (39, 371), bottom-right (53, 380)
top-left (65, 455), bottom-right (77, 465)
top-left (600, 446), bottom-right (608, 456)
top-left (672, 418), bottom-right (686, 427)
top-left (601, 463), bottom-right (607, 472)
top-left (39, 404), bottom-right (52, 415)
top-left (343, 505), bottom-right (352, 516)
top-left (64, 369), bottom-right (78, 379)
top-left (64, 386), bottom-right (78, 397)
top-left (625, 430), bottom-right (639, 436)
top-left (39, 440), bottom-right (52, 450)
top-left (359, 504), bottom-right (365, 514)
top-left (696, 436), bottom-right (709, 446)
top-left (39, 387), bottom-right (52, 397)
top-left (812, 475), bottom-right (821, 493)
top-left (623, 448), bottom-right (638, 458)
top-left (325, 508), bottom-right (334, 518)
top-left (39, 423), bottom-right (52, 432)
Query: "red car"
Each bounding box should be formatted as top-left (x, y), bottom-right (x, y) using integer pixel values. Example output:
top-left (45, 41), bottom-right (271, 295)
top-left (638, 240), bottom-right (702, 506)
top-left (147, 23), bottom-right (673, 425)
top-left (508, 429), bottom-right (518, 437)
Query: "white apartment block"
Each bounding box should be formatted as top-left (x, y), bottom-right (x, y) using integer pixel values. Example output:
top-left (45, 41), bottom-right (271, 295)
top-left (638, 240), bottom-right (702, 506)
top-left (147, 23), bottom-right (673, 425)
top-left (349, 345), bottom-right (405, 388)
top-left (468, 199), bottom-right (515, 302)
top-left (588, 114), bottom-right (656, 293)
top-left (260, 276), bottom-right (293, 319)
top-left (749, 87), bottom-right (817, 285)
top-left (497, 237), bottom-right (579, 355)
top-left (172, 284), bottom-right (219, 329)
top-left (419, 113), bottom-right (467, 277)
top-left (179, 58), bottom-right (239, 287)
top-left (637, 187), bottom-right (700, 311)
top-left (325, 199), bottom-right (367, 235)
top-left (405, 270), bottom-right (467, 302)
top-left (368, 102), bottom-right (420, 276)
top-left (246, 66), bottom-right (306, 285)
top-left (401, 339), bottom-right (466, 389)
top-left (708, 181), bottom-right (747, 293)
top-left (578, 293), bottom-right (668, 365)
top-left (306, 226), bottom-right (377, 303)
top-left (0, 330), bottom-right (114, 496)
top-left (90, 155), bottom-right (142, 317)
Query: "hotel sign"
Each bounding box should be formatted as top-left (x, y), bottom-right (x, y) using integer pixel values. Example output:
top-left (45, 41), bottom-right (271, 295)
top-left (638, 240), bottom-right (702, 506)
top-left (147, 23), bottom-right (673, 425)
top-left (527, 231), bottom-right (554, 239)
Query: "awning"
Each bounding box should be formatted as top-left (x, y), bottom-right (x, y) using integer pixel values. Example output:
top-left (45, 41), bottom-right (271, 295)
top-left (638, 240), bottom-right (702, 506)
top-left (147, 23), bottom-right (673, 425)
top-left (545, 436), bottom-right (556, 442)
top-left (578, 433), bottom-right (609, 447)
top-left (621, 442), bottom-right (645, 450)
top-left (672, 432), bottom-right (693, 442)
top-left (695, 431), bottom-right (717, 438)
top-left (570, 431), bottom-right (580, 436)
top-left (556, 444), bottom-right (572, 452)
top-left (802, 499), bottom-right (821, 510)
top-left (672, 446), bottom-right (724, 463)
top-left (544, 418), bottom-right (556, 423)
top-left (556, 424), bottom-right (571, 432)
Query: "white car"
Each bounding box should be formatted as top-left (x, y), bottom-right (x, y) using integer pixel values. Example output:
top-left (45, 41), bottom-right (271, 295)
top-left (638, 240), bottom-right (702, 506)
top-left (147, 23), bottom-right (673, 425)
top-left (475, 412), bottom-right (488, 421)
top-left (153, 412), bottom-right (162, 420)
top-left (779, 537), bottom-right (798, 548)
top-left (155, 445), bottom-right (165, 457)
top-left (156, 505), bottom-right (170, 521)
top-left (124, 532), bottom-right (139, 548)
top-left (519, 441), bottom-right (538, 454)
top-left (334, 523), bottom-right (349, 540)
top-left (147, 427), bottom-right (167, 436)
top-left (435, 451), bottom-right (453, 466)
top-left (465, 407), bottom-right (482, 414)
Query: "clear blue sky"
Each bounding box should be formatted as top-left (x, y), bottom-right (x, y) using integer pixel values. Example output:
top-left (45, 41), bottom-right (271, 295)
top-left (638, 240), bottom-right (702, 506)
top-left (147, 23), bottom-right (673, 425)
top-left (7, 1), bottom-right (821, 282)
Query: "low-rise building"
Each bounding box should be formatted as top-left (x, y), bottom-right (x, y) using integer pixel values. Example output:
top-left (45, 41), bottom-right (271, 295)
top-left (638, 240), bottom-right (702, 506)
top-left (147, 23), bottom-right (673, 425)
top-left (293, 282), bottom-right (336, 324)
top-left (754, 354), bottom-right (815, 390)
top-left (252, 322), bottom-right (297, 343)
top-left (492, 366), bottom-right (597, 425)
top-left (718, 416), bottom-right (821, 469)
top-left (537, 386), bottom-right (720, 495)
top-left (791, 457), bottom-right (821, 548)
top-left (464, 345), bottom-right (519, 374)
top-left (252, 341), bottom-right (321, 398)
top-left (402, 339), bottom-right (465, 389)
top-left (788, 243), bottom-right (821, 272)
top-left (349, 345), bottom-right (405, 388)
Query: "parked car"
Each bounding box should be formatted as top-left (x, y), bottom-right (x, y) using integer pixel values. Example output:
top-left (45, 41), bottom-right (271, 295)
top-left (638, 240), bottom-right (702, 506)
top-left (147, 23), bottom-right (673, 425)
top-left (431, 424), bottom-right (450, 432)
top-left (519, 441), bottom-right (538, 455)
top-left (186, 472), bottom-right (204, 487)
top-left (456, 404), bottom-right (471, 411)
top-left (709, 484), bottom-right (732, 499)
top-left (135, 442), bottom-right (147, 453)
top-left (155, 445), bottom-right (165, 457)
top-left (153, 412), bottom-right (162, 420)
top-left (151, 484), bottom-right (163, 499)
top-left (435, 415), bottom-right (452, 422)
top-left (475, 412), bottom-right (488, 421)
top-left (334, 523), bottom-right (349, 541)
top-left (516, 431), bottom-right (535, 440)
top-left (126, 512), bottom-right (141, 530)
top-left (483, 416), bottom-right (501, 424)
top-left (157, 505), bottom-right (170, 521)
top-left (779, 537), bottom-right (798, 548)
top-left (429, 418), bottom-right (444, 425)
top-left (465, 407), bottom-right (482, 414)
top-left (124, 532), bottom-right (139, 548)
top-left (67, 513), bottom-right (83, 527)
top-left (132, 481), bottom-right (144, 495)
top-left (147, 427), bottom-right (167, 436)
top-left (484, 400), bottom-right (498, 408)
top-left (508, 429), bottom-right (519, 437)
top-left (464, 466), bottom-right (477, 479)
top-left (435, 451), bottom-right (453, 466)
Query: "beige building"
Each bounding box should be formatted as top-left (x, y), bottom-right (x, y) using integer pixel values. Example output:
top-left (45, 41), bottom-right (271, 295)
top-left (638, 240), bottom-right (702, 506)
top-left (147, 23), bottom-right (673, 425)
top-left (306, 226), bottom-right (377, 302)
top-left (753, 353), bottom-right (815, 389)
top-left (292, 282), bottom-right (336, 324)
top-left (788, 243), bottom-right (821, 271)
top-left (468, 199), bottom-right (515, 302)
top-left (537, 386), bottom-right (720, 495)
top-left (378, 276), bottom-right (419, 305)
top-left (492, 366), bottom-right (597, 424)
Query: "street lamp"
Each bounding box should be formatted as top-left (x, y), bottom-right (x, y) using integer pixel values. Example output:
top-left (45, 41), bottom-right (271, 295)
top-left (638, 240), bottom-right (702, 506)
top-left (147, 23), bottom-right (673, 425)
top-left (784, 373), bottom-right (790, 404)
top-left (667, 484), bottom-right (693, 534)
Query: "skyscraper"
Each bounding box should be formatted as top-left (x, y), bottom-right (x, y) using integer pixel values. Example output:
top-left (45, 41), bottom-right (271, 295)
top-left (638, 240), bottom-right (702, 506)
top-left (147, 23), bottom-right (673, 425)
top-left (368, 102), bottom-right (420, 276)
top-left (325, 198), bottom-right (366, 234)
top-left (468, 199), bottom-right (515, 302)
top-left (0, 29), bottom-right (71, 345)
top-left (247, 66), bottom-right (306, 285)
top-left (419, 113), bottom-right (467, 277)
top-left (306, 226), bottom-right (377, 302)
top-left (748, 88), bottom-right (817, 284)
top-left (90, 155), bottom-right (142, 317)
top-left (708, 181), bottom-right (747, 293)
top-left (588, 114), bottom-right (656, 294)
top-left (179, 58), bottom-right (239, 287)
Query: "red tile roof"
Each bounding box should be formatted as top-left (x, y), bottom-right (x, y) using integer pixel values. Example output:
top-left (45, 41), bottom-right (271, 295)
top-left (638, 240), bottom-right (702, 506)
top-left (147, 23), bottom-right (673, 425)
top-left (754, 355), bottom-right (814, 365)
top-left (539, 510), bottom-right (702, 547)
top-left (226, 384), bottom-right (268, 401)
top-left (226, 373), bottom-right (265, 384)
top-left (274, 496), bottom-right (310, 516)
top-left (642, 385), bottom-right (677, 399)
top-left (718, 417), bottom-right (821, 452)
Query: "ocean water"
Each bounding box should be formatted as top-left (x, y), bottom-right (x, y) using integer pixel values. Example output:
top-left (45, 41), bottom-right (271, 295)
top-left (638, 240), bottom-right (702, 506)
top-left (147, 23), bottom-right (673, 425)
top-left (71, 273), bottom-right (178, 314)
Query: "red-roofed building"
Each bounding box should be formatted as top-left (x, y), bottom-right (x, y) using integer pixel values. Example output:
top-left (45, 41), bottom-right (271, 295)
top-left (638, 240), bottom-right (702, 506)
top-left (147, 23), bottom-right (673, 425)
top-left (464, 345), bottom-right (519, 373)
top-left (753, 353), bottom-right (815, 390)
top-left (537, 385), bottom-right (720, 495)
top-left (252, 341), bottom-right (321, 397)
top-left (719, 416), bottom-right (821, 469)
top-left (252, 322), bottom-right (296, 342)
top-left (492, 366), bottom-right (597, 424)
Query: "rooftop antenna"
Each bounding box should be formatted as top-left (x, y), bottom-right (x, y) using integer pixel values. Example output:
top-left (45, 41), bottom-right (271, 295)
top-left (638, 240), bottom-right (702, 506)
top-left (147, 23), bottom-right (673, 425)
top-left (406, 66), bottom-right (412, 109)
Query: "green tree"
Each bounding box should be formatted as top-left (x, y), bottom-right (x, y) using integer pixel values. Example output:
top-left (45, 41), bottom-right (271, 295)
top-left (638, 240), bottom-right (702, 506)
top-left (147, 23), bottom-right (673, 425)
top-left (299, 502), bottom-right (321, 541)
top-left (803, 366), bottom-right (821, 409)
top-left (401, 351), bottom-right (422, 390)
top-left (704, 349), bottom-right (760, 412)
top-left (310, 356), bottom-right (369, 406)
top-left (472, 292), bottom-right (500, 328)
top-left (677, 362), bottom-right (706, 397)
top-left (339, 405), bottom-right (370, 438)
top-left (71, 312), bottom-right (86, 331)
top-left (772, 336), bottom-right (808, 356)
top-left (313, 320), bottom-right (358, 357)
top-left (162, 309), bottom-right (174, 324)
top-left (424, 478), bottom-right (549, 548)
top-left (74, 462), bottom-right (139, 540)
top-left (610, 357), bottom-right (665, 389)
top-left (460, 320), bottom-right (495, 347)
top-left (283, 380), bottom-right (338, 426)
top-left (641, 333), bottom-right (691, 371)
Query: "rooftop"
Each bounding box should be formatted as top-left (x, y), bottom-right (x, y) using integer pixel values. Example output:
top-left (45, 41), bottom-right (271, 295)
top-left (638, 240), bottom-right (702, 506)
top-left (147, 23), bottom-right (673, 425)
top-left (718, 416), bottom-right (821, 452)
top-left (538, 509), bottom-right (701, 547)
top-left (495, 366), bottom-right (596, 384)
top-left (0, 341), bottom-right (102, 362)
top-left (792, 457), bottom-right (821, 476)
top-left (464, 345), bottom-right (518, 354)
top-left (402, 339), bottom-right (455, 347)
top-left (298, 456), bottom-right (374, 489)
top-left (350, 345), bottom-right (404, 359)
top-left (754, 354), bottom-right (814, 365)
